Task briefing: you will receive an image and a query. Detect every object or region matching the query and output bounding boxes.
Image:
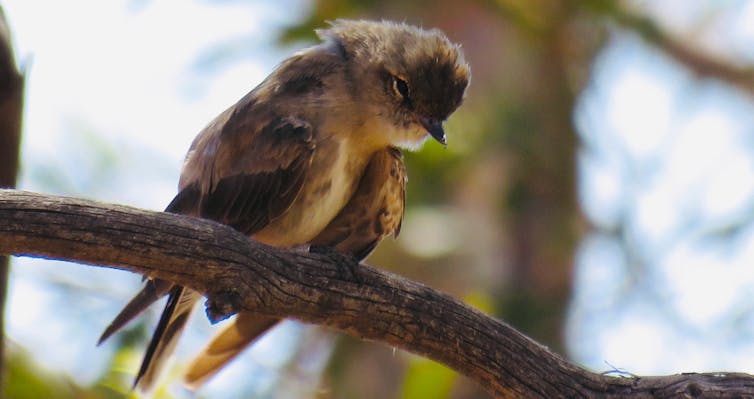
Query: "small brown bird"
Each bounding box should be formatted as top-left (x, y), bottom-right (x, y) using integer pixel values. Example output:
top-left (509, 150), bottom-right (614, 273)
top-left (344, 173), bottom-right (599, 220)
top-left (99, 19), bottom-right (469, 391)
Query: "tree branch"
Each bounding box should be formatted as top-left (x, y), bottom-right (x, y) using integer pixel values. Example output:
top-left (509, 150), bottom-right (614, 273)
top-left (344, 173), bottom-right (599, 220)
top-left (585, 0), bottom-right (754, 98)
top-left (1, 189), bottom-right (753, 398)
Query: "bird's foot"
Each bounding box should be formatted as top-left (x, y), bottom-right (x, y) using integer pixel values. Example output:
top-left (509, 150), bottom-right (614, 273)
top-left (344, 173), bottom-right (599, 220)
top-left (205, 290), bottom-right (242, 324)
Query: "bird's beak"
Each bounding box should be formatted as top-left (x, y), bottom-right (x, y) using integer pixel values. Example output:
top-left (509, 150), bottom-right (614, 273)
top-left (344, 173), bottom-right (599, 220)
top-left (418, 116), bottom-right (446, 146)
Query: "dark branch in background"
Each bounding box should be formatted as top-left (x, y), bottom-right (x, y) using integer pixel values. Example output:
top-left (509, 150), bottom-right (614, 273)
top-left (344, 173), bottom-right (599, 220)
top-left (585, 0), bottom-right (754, 97)
top-left (0, 5), bottom-right (24, 390)
top-left (1, 191), bottom-right (754, 398)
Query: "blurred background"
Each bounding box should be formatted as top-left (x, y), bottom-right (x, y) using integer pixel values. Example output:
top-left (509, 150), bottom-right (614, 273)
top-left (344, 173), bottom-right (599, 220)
top-left (3, 0), bottom-right (754, 398)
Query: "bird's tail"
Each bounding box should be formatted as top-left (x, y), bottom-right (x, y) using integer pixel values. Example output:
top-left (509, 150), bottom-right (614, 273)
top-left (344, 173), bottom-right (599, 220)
top-left (184, 312), bottom-right (279, 390)
top-left (98, 278), bottom-right (173, 345)
top-left (99, 188), bottom-right (204, 392)
top-left (134, 286), bottom-right (201, 392)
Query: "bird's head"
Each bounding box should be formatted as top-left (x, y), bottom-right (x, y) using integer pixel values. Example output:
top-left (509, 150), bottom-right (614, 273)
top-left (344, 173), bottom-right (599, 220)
top-left (317, 19), bottom-right (470, 150)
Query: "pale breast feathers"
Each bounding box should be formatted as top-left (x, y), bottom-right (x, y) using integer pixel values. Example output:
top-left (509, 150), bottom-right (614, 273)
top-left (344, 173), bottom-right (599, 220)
top-left (312, 147), bottom-right (407, 260)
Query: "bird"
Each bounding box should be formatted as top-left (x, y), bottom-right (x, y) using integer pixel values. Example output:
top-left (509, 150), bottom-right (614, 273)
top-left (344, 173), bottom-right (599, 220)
top-left (98, 19), bottom-right (470, 392)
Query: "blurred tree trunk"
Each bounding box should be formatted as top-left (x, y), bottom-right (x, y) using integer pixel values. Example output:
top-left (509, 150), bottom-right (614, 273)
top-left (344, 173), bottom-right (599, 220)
top-left (493, 1), bottom-right (595, 353)
top-left (0, 5), bottom-right (24, 389)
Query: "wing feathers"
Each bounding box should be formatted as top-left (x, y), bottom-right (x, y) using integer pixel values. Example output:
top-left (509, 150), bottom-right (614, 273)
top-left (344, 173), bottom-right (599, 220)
top-left (193, 116), bottom-right (315, 235)
top-left (103, 112), bottom-right (316, 392)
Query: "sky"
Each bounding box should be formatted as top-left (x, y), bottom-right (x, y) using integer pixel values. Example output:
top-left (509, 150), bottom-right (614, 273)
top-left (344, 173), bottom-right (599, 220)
top-left (4, 0), bottom-right (754, 398)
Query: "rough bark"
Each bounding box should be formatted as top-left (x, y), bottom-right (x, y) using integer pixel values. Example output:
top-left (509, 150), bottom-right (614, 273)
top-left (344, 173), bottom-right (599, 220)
top-left (0, 6), bottom-right (24, 390)
top-left (0, 189), bottom-right (753, 398)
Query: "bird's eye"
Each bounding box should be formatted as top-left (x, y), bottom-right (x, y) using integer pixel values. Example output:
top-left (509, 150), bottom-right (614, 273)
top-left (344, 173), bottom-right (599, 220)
top-left (392, 76), bottom-right (409, 99)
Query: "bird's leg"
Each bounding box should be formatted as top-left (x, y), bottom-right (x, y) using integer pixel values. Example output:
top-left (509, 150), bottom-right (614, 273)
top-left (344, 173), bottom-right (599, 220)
top-left (204, 290), bottom-right (243, 324)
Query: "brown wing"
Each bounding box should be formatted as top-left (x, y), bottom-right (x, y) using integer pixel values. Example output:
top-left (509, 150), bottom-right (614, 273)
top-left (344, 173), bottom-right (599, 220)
top-left (100, 102), bottom-right (316, 392)
top-left (311, 146), bottom-right (407, 261)
top-left (169, 112), bottom-right (316, 234)
top-left (99, 110), bottom-right (316, 341)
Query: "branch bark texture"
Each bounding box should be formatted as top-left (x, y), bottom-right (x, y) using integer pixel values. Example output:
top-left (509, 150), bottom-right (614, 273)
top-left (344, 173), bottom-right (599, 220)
top-left (1, 190), bottom-right (753, 398)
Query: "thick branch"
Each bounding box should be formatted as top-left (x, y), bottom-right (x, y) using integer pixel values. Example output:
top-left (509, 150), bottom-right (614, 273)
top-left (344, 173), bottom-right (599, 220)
top-left (1, 190), bottom-right (753, 398)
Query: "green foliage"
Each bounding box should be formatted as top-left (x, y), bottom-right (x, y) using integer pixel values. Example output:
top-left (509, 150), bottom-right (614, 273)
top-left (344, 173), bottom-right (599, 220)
top-left (401, 357), bottom-right (457, 399)
top-left (279, 0), bottom-right (370, 44)
top-left (92, 324), bottom-right (180, 399)
top-left (5, 346), bottom-right (79, 399)
top-left (3, 326), bottom-right (163, 399)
